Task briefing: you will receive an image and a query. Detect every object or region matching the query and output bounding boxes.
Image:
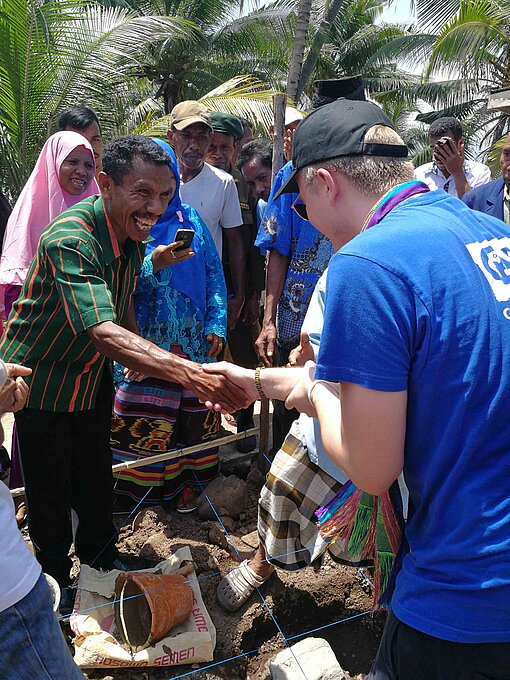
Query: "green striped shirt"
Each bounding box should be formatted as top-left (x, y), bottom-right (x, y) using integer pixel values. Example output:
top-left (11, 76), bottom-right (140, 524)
top-left (0, 195), bottom-right (144, 412)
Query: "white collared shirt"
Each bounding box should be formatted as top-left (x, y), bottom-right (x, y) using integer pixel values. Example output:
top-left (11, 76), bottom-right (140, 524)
top-left (503, 184), bottom-right (510, 226)
top-left (414, 160), bottom-right (491, 197)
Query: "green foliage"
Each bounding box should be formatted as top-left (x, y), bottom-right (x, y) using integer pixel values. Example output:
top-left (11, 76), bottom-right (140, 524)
top-left (0, 0), bottom-right (193, 198)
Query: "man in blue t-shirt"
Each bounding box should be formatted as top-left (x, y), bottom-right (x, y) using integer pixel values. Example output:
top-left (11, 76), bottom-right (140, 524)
top-left (205, 98), bottom-right (510, 678)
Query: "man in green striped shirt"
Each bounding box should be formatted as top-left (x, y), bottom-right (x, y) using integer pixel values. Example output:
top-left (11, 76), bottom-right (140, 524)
top-left (0, 136), bottom-right (246, 605)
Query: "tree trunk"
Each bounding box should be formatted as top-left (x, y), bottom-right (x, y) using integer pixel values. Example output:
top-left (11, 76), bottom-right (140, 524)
top-left (287, 0), bottom-right (312, 104)
top-left (297, 0), bottom-right (344, 100)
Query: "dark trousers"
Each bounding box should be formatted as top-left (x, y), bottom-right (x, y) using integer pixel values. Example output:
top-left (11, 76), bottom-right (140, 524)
top-left (227, 319), bottom-right (260, 427)
top-left (367, 610), bottom-right (510, 680)
top-left (15, 372), bottom-right (118, 587)
top-left (272, 345), bottom-right (299, 456)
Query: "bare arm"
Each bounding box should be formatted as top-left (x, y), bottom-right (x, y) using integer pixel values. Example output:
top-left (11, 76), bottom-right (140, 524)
top-left (224, 227), bottom-right (246, 330)
top-left (286, 365), bottom-right (407, 495)
top-left (88, 321), bottom-right (249, 412)
top-left (121, 297), bottom-right (139, 335)
top-left (256, 249), bottom-right (289, 366)
top-left (201, 361), bottom-right (305, 408)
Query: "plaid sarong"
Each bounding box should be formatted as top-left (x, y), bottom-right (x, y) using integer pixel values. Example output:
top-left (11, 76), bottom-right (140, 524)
top-left (258, 421), bottom-right (347, 570)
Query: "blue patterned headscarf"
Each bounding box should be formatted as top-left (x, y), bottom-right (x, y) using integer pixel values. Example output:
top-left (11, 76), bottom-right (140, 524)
top-left (146, 138), bottom-right (207, 311)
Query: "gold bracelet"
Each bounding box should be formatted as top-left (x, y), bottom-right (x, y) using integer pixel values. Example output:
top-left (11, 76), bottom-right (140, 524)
top-left (254, 366), bottom-right (267, 399)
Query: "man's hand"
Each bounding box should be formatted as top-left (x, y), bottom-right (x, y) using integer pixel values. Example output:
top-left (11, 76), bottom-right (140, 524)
top-left (0, 363), bottom-right (32, 413)
top-left (193, 363), bottom-right (253, 413)
top-left (287, 331), bottom-right (313, 367)
top-left (285, 360), bottom-right (316, 416)
top-left (433, 138), bottom-right (464, 176)
top-left (255, 320), bottom-right (277, 367)
top-left (151, 241), bottom-right (194, 273)
top-left (206, 333), bottom-right (224, 358)
top-left (202, 361), bottom-right (258, 411)
top-left (284, 128), bottom-right (295, 162)
top-left (241, 291), bottom-right (261, 326)
top-left (227, 295), bottom-right (245, 330)
top-left (124, 367), bottom-right (145, 382)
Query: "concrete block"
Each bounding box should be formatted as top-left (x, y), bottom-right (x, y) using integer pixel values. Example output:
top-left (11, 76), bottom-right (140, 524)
top-left (270, 637), bottom-right (346, 680)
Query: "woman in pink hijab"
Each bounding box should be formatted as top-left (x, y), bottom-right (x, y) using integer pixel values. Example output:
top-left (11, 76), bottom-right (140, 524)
top-left (0, 131), bottom-right (98, 522)
top-left (0, 131), bottom-right (98, 319)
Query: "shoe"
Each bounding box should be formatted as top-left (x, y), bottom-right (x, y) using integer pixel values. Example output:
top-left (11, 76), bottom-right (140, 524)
top-left (216, 559), bottom-right (272, 612)
top-left (59, 586), bottom-right (76, 618)
top-left (176, 486), bottom-right (197, 514)
top-left (107, 553), bottom-right (149, 572)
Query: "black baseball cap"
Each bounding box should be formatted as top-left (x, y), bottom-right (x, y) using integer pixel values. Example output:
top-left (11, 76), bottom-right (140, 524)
top-left (274, 99), bottom-right (408, 199)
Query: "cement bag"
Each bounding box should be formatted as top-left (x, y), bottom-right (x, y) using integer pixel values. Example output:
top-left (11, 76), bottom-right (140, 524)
top-left (71, 546), bottom-right (215, 669)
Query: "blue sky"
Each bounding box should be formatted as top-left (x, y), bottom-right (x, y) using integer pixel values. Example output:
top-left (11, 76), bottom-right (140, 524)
top-left (378, 1), bottom-right (415, 24)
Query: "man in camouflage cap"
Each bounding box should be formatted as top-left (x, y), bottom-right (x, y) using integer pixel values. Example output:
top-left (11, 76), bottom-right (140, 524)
top-left (206, 112), bottom-right (265, 452)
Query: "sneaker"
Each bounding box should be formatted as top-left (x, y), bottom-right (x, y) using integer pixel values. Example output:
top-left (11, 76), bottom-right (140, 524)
top-left (106, 553), bottom-right (150, 572)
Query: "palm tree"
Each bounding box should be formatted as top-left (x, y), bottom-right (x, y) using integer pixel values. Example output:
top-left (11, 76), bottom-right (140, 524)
top-left (115, 0), bottom-right (293, 113)
top-left (0, 0), bottom-right (192, 199)
top-left (407, 0), bottom-right (510, 158)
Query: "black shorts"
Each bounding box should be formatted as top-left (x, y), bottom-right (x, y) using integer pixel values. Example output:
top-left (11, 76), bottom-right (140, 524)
top-left (367, 610), bottom-right (510, 680)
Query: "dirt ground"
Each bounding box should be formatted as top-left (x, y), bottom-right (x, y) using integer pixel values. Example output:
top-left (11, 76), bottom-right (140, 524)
top-left (3, 411), bottom-right (384, 679)
top-left (82, 462), bottom-right (384, 680)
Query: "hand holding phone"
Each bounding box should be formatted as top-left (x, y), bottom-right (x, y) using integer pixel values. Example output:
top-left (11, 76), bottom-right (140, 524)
top-left (173, 228), bottom-right (195, 251)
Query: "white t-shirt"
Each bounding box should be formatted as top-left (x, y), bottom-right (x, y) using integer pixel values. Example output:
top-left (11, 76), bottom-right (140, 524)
top-left (0, 481), bottom-right (40, 612)
top-left (414, 159), bottom-right (491, 197)
top-left (180, 163), bottom-right (242, 256)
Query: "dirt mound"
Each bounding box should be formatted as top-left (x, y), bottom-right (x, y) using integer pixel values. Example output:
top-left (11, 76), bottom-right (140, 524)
top-left (84, 474), bottom-right (383, 680)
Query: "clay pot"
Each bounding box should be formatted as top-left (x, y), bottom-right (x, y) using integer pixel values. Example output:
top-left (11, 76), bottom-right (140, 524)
top-left (114, 572), bottom-right (193, 652)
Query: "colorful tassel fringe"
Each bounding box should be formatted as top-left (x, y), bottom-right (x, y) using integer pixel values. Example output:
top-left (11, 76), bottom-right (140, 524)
top-left (316, 481), bottom-right (403, 610)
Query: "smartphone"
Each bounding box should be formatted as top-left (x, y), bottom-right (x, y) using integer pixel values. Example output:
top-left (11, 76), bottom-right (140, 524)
top-left (173, 228), bottom-right (195, 251)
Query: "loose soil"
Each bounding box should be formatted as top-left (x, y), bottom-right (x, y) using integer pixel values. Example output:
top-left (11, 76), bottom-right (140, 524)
top-left (82, 459), bottom-right (384, 680)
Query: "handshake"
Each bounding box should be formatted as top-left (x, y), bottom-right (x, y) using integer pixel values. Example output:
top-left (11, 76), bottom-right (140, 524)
top-left (195, 331), bottom-right (322, 417)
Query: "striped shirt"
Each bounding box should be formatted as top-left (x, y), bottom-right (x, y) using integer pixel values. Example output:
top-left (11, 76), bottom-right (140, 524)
top-left (0, 195), bottom-right (144, 412)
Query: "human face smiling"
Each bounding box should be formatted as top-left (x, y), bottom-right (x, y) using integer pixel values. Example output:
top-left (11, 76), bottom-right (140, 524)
top-left (206, 132), bottom-right (236, 172)
top-left (59, 146), bottom-right (95, 195)
top-left (99, 157), bottom-right (176, 245)
top-left (64, 120), bottom-right (104, 174)
top-left (241, 155), bottom-right (272, 200)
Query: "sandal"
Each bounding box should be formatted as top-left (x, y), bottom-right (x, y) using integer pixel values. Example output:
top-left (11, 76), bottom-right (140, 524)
top-left (176, 486), bottom-right (197, 514)
top-left (216, 559), bottom-right (270, 612)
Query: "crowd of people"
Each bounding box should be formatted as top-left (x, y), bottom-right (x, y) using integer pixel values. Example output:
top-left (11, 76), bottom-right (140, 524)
top-left (1, 78), bottom-right (510, 680)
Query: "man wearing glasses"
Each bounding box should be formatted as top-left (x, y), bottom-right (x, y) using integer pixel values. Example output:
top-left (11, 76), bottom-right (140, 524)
top-left (167, 101), bottom-right (246, 329)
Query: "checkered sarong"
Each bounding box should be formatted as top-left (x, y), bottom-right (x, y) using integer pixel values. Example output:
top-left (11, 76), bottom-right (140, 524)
top-left (258, 421), bottom-right (346, 570)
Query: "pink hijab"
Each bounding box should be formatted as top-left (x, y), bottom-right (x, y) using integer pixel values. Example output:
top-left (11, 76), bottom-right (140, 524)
top-left (0, 131), bottom-right (99, 289)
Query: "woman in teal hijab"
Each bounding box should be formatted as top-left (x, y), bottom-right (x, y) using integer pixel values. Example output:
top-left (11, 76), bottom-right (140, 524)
top-left (111, 140), bottom-right (227, 512)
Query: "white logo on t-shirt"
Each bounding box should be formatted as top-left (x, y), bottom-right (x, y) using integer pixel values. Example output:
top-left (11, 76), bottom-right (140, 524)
top-left (466, 237), bottom-right (510, 302)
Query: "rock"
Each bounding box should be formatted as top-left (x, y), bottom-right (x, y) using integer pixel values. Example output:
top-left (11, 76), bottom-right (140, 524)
top-left (140, 532), bottom-right (174, 560)
top-left (208, 523), bottom-right (228, 549)
top-left (132, 505), bottom-right (167, 532)
top-left (241, 529), bottom-right (259, 549)
top-left (247, 467), bottom-right (265, 487)
top-left (270, 638), bottom-right (346, 680)
top-left (197, 475), bottom-right (248, 520)
top-left (219, 515), bottom-right (238, 533)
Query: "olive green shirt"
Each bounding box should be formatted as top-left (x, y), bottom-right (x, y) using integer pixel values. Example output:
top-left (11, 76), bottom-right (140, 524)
top-left (226, 166), bottom-right (265, 293)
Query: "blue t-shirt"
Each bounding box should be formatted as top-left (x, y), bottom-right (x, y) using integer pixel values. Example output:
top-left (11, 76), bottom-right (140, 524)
top-left (256, 161), bottom-right (333, 349)
top-left (316, 189), bottom-right (510, 643)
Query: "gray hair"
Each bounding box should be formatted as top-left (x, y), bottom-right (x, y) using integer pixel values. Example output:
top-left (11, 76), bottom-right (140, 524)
top-left (303, 125), bottom-right (414, 196)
